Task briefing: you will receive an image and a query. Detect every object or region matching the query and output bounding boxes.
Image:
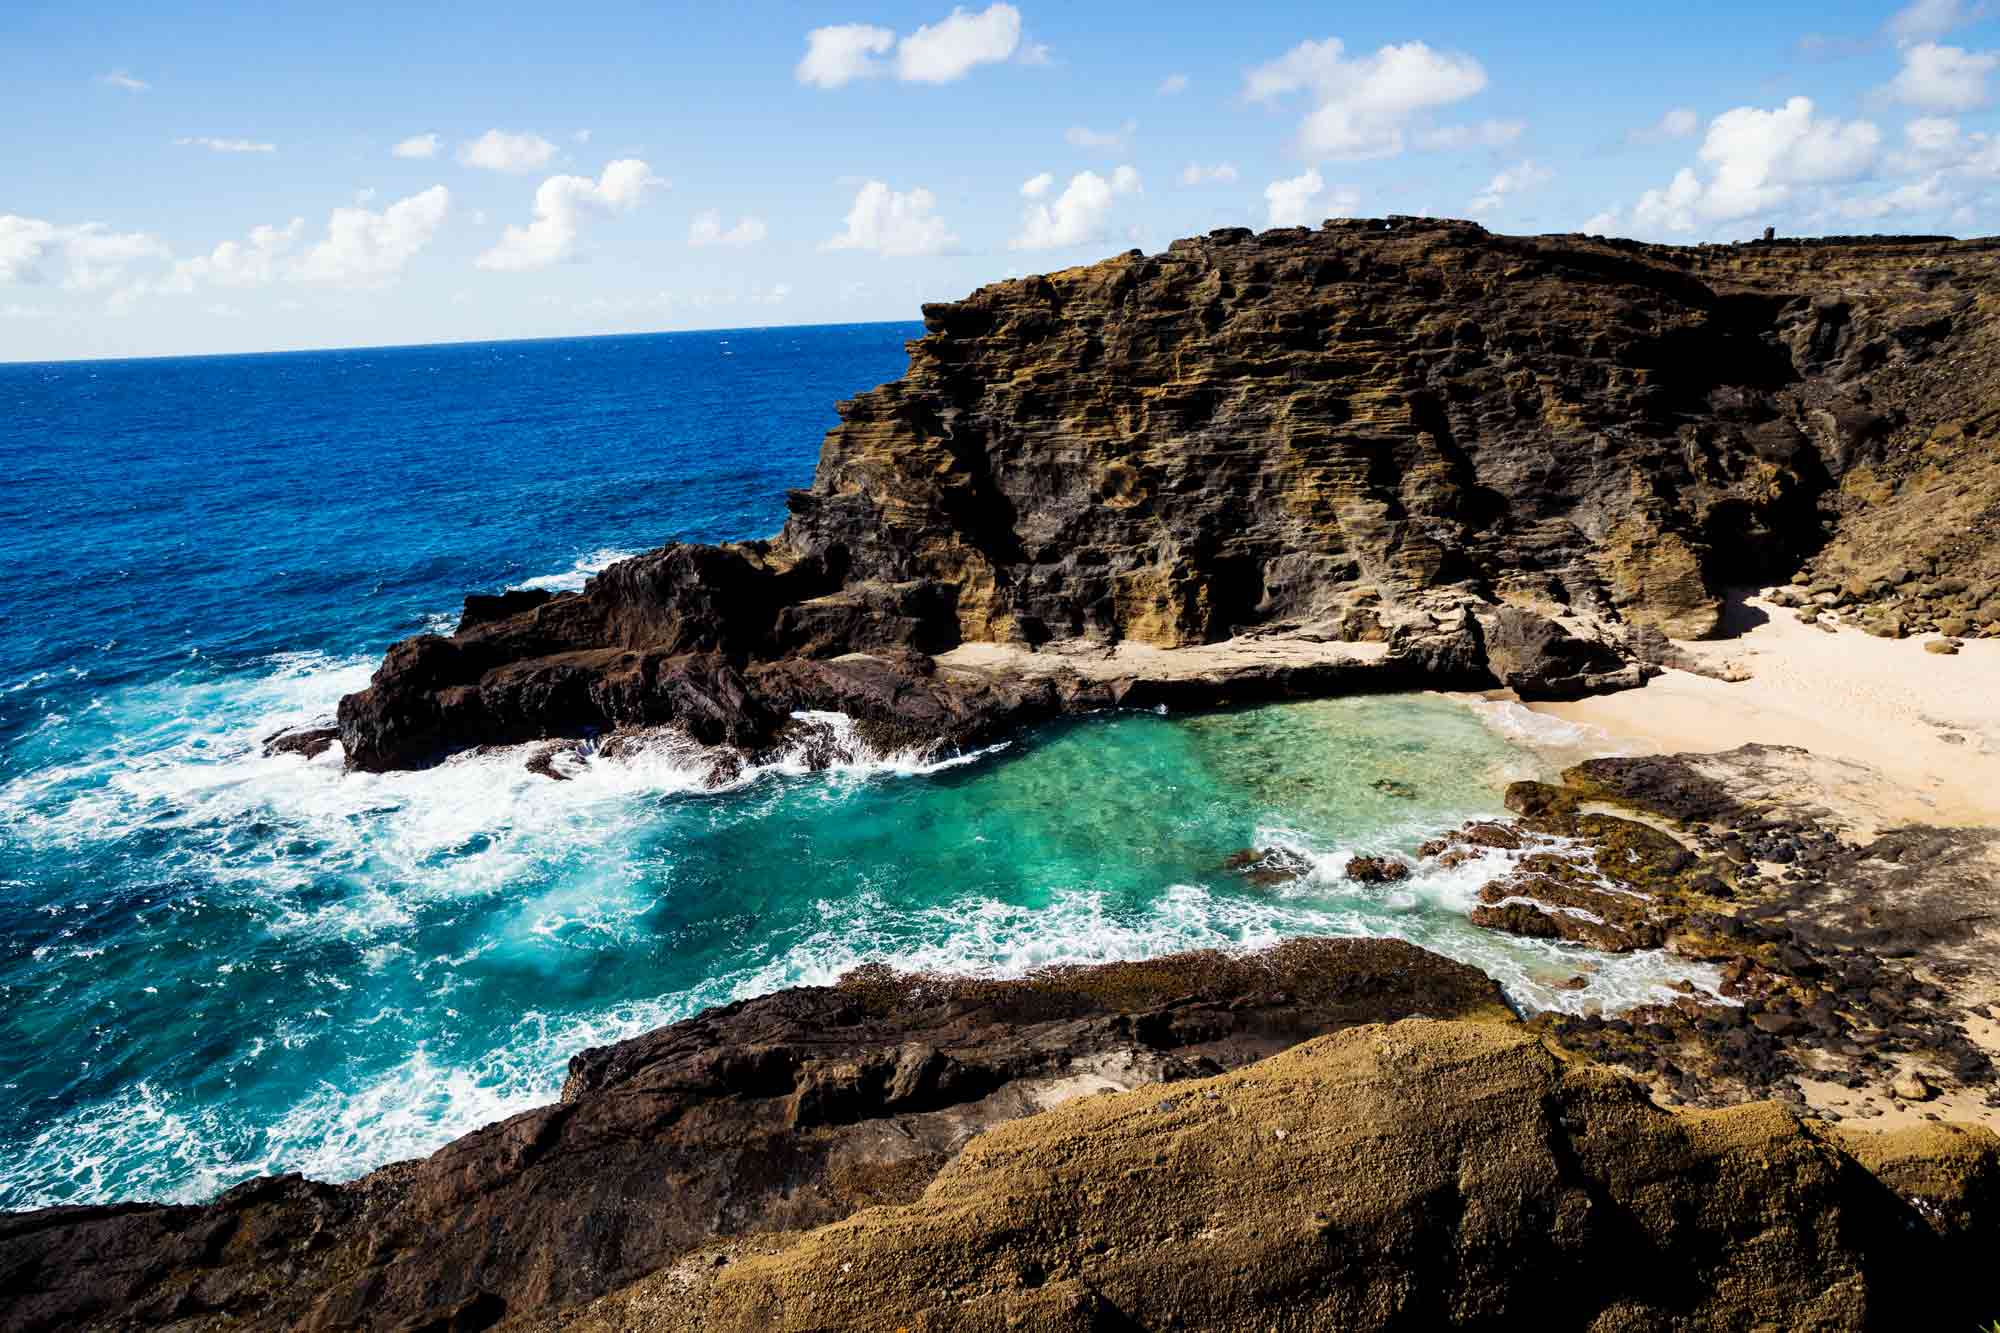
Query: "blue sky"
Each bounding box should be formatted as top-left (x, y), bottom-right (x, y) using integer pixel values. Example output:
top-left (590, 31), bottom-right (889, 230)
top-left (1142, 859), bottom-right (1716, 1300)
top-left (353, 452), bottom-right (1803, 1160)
top-left (4, 0), bottom-right (1998, 360)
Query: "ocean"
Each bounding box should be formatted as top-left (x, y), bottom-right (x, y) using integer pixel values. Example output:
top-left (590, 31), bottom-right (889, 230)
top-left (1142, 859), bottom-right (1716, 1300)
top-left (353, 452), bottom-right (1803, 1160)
top-left (0, 324), bottom-right (1709, 1210)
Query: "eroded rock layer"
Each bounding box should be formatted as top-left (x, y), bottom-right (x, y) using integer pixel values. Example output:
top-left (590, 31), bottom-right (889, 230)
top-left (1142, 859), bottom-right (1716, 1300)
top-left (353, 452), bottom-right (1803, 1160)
top-left (335, 220), bottom-right (2000, 773)
top-left (0, 940), bottom-right (1507, 1333)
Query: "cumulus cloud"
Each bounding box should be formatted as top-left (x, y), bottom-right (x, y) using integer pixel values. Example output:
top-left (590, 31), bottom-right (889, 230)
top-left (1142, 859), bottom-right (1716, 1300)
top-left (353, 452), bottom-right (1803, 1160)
top-left (392, 133), bottom-right (440, 160)
top-left (1581, 207), bottom-right (1623, 234)
top-left (1887, 42), bottom-right (1999, 110)
top-left (1020, 171), bottom-right (1055, 198)
top-left (1244, 36), bottom-right (1487, 159)
top-left (1632, 97), bottom-right (1879, 231)
top-left (688, 210), bottom-right (768, 247)
top-left (1264, 168), bottom-right (1323, 226)
top-left (296, 186), bottom-right (452, 284)
top-left (1065, 120), bottom-right (1136, 151)
top-left (897, 4), bottom-right (1021, 83)
top-left (99, 71), bottom-right (148, 92)
top-left (797, 5), bottom-right (1021, 87)
top-left (0, 216), bottom-right (170, 290)
top-left (1470, 159), bottom-right (1553, 213)
top-left (176, 136), bottom-right (276, 153)
top-left (823, 181), bottom-right (959, 256)
top-left (458, 129), bottom-right (559, 173)
top-left (477, 161), bottom-right (659, 271)
top-left (1415, 118), bottom-right (1525, 150)
top-left (1158, 73), bottom-right (1190, 95)
top-left (1010, 166), bottom-right (1140, 250)
top-left (1830, 172), bottom-right (1956, 218)
top-left (157, 218), bottom-right (305, 293)
top-left (797, 23), bottom-right (896, 88)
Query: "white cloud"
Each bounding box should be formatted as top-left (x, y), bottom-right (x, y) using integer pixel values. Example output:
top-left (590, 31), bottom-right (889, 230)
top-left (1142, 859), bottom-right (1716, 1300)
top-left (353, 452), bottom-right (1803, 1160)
top-left (1245, 37), bottom-right (1487, 160)
top-left (158, 218), bottom-right (305, 292)
top-left (1017, 40), bottom-right (1052, 67)
top-left (1632, 97), bottom-right (1879, 231)
top-left (797, 23), bottom-right (895, 88)
top-left (1263, 168), bottom-right (1324, 226)
top-left (2, 303), bottom-right (50, 319)
top-left (1470, 159), bottom-right (1553, 213)
top-left (1158, 73), bottom-right (1190, 95)
top-left (1581, 207), bottom-right (1623, 234)
top-left (1416, 118), bottom-right (1525, 150)
top-left (1830, 172), bottom-right (1956, 217)
top-left (202, 303), bottom-right (246, 318)
top-left (176, 136), bottom-right (276, 153)
top-left (1178, 162), bottom-right (1240, 186)
top-left (1887, 42), bottom-right (1999, 110)
top-left (392, 133), bottom-right (440, 160)
top-left (477, 161), bottom-right (659, 271)
top-left (897, 4), bottom-right (1021, 83)
top-left (0, 216), bottom-right (169, 290)
top-left (1020, 171), bottom-right (1055, 198)
top-left (688, 210), bottom-right (768, 247)
top-left (1010, 166), bottom-right (1140, 250)
top-left (752, 282), bottom-right (793, 305)
top-left (295, 185), bottom-right (451, 284)
top-left (798, 5), bottom-right (1022, 87)
top-left (1065, 119), bottom-right (1136, 151)
top-left (574, 129), bottom-right (592, 144)
top-left (99, 71), bottom-right (148, 92)
top-left (823, 181), bottom-right (960, 256)
top-left (1888, 0), bottom-right (1984, 43)
top-left (458, 129), bottom-right (559, 173)
top-left (1624, 107), bottom-right (1700, 145)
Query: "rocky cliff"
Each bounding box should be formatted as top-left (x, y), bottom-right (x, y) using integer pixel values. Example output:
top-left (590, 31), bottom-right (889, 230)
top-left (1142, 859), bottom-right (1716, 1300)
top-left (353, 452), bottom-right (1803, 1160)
top-left (331, 219), bottom-right (2000, 774)
top-left (7, 940), bottom-right (1998, 1332)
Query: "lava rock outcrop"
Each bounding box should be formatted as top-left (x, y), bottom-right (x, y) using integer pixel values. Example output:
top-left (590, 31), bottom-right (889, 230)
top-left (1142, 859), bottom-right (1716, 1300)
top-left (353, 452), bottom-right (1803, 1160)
top-left (334, 220), bottom-right (2000, 772)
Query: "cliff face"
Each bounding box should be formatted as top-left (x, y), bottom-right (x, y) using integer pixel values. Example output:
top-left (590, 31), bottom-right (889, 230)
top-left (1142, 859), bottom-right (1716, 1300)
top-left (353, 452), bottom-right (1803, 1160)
top-left (332, 219), bottom-right (2000, 774)
top-left (7, 944), bottom-right (1997, 1333)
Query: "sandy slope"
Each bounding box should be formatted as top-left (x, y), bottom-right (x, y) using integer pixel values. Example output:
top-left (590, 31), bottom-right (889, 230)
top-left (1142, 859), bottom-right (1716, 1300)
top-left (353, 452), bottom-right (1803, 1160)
top-left (1532, 596), bottom-right (2000, 829)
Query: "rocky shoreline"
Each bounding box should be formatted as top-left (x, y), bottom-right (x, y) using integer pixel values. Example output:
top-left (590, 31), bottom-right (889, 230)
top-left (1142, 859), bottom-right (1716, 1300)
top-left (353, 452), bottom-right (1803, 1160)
top-left (324, 220), bottom-right (2000, 784)
top-left (7, 739), bottom-right (1999, 1330)
top-left (13, 219), bottom-right (2000, 1328)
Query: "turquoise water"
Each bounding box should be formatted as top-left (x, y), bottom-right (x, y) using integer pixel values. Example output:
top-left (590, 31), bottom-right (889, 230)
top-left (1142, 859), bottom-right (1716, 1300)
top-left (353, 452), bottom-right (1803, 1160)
top-left (0, 329), bottom-right (1707, 1210)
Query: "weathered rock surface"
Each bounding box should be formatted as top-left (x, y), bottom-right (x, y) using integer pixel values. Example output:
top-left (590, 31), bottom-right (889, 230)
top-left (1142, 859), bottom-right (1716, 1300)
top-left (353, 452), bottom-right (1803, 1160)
top-left (541, 1021), bottom-right (2000, 1332)
top-left (0, 939), bottom-right (1508, 1333)
top-left (1433, 744), bottom-right (2000, 1117)
top-left (335, 221), bottom-right (2000, 772)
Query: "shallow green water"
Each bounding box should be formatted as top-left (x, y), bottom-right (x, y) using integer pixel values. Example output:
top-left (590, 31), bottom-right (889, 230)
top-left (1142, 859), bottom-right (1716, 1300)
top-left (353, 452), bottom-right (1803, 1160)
top-left (0, 671), bottom-right (1712, 1209)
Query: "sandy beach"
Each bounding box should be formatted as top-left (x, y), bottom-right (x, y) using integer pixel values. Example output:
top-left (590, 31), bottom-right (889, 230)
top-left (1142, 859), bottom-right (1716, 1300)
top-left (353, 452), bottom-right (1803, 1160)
top-left (1532, 595), bottom-right (2000, 830)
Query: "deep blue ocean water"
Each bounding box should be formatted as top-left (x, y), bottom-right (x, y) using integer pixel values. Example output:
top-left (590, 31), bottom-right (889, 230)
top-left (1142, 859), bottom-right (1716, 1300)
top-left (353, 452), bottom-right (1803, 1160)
top-left (0, 325), bottom-right (1715, 1209)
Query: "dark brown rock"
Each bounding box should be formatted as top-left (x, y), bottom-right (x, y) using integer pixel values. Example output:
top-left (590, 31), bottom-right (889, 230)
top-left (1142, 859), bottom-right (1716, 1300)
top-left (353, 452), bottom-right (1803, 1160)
top-left (0, 939), bottom-right (1508, 1333)
top-left (330, 224), bottom-right (2000, 773)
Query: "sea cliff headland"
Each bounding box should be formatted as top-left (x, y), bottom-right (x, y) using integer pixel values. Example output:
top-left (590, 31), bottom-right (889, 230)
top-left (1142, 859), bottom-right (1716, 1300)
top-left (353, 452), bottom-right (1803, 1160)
top-left (11, 218), bottom-right (2000, 1330)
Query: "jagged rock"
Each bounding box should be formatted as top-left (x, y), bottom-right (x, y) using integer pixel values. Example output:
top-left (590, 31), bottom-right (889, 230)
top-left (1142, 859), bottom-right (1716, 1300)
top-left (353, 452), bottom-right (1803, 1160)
top-left (259, 725), bottom-right (339, 760)
top-left (0, 940), bottom-right (1509, 1333)
top-left (559, 1022), bottom-right (2000, 1332)
top-left (1343, 854), bottom-right (1410, 884)
top-left (1926, 637), bottom-right (1961, 655)
top-left (1484, 606), bottom-right (1647, 700)
top-left (330, 223), bottom-right (2000, 773)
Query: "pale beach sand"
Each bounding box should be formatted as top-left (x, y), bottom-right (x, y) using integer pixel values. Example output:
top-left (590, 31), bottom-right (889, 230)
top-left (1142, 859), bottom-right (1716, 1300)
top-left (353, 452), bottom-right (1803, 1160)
top-left (1531, 595), bottom-right (2000, 829)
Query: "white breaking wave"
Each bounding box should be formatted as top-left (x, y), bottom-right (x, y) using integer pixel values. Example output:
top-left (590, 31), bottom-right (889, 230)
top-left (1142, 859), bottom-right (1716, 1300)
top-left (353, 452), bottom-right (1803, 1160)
top-left (514, 547), bottom-right (641, 593)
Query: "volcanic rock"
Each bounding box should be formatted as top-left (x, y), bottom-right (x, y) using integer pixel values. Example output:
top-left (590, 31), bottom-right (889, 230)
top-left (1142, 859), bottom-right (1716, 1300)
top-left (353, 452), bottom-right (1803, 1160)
top-left (334, 222), bottom-right (2000, 772)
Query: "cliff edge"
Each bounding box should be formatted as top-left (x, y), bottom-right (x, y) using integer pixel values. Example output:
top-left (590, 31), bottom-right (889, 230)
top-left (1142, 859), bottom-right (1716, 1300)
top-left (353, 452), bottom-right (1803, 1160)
top-left (329, 219), bottom-right (2000, 775)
